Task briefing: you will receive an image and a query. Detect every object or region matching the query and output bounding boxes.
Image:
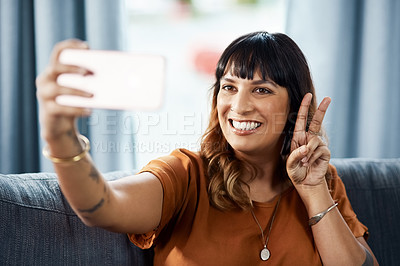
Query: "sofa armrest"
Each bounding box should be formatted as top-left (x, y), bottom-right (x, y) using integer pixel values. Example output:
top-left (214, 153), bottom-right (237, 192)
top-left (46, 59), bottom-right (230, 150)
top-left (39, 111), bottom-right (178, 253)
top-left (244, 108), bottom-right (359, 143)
top-left (332, 158), bottom-right (400, 266)
top-left (0, 171), bottom-right (153, 266)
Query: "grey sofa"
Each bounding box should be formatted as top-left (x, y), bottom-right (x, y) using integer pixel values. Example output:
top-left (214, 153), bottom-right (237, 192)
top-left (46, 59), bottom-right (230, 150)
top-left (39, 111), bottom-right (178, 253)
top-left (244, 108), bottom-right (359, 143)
top-left (1, 158), bottom-right (399, 265)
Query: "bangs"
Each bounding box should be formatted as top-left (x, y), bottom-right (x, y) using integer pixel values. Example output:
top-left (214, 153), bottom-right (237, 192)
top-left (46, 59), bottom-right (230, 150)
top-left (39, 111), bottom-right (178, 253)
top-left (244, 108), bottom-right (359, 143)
top-left (216, 32), bottom-right (289, 88)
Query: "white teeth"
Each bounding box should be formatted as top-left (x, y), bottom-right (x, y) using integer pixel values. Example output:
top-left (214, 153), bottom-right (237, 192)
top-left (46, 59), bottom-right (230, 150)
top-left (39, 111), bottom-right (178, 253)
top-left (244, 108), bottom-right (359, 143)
top-left (232, 120), bottom-right (260, 131)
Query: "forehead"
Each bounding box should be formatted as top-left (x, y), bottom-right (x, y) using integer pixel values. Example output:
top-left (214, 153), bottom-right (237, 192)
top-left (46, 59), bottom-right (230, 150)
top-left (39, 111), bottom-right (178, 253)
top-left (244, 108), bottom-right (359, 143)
top-left (222, 56), bottom-right (274, 82)
top-left (222, 65), bottom-right (274, 84)
top-left (223, 63), bottom-right (263, 79)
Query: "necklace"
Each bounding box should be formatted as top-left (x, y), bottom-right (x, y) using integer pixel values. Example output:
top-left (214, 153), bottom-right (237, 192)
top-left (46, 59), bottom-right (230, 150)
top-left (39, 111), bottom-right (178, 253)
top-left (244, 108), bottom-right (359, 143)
top-left (250, 194), bottom-right (282, 261)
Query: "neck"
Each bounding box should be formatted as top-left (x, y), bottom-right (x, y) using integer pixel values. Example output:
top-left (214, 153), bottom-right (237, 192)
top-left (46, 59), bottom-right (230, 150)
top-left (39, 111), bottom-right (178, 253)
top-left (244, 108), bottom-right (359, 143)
top-left (235, 143), bottom-right (283, 182)
top-left (235, 145), bottom-right (288, 203)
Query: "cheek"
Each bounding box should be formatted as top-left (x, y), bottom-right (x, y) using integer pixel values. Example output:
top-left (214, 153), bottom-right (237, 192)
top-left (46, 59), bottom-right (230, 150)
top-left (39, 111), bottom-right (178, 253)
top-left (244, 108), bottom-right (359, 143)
top-left (264, 102), bottom-right (289, 134)
top-left (216, 94), bottom-right (229, 117)
top-left (273, 113), bottom-right (289, 134)
top-left (216, 96), bottom-right (224, 127)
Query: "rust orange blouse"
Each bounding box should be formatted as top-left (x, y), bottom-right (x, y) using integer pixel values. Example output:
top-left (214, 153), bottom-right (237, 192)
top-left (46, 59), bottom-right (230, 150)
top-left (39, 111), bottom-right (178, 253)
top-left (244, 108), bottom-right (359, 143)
top-left (128, 149), bottom-right (368, 265)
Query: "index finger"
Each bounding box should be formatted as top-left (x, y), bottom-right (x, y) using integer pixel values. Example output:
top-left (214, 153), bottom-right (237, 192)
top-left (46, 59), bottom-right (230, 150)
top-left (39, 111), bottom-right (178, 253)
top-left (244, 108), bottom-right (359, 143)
top-left (308, 96), bottom-right (331, 134)
top-left (49, 39), bottom-right (89, 65)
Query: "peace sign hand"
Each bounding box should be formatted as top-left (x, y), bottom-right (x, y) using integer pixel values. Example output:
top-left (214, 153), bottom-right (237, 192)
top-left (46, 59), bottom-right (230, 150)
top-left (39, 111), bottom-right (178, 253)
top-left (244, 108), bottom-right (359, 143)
top-left (286, 93), bottom-right (331, 187)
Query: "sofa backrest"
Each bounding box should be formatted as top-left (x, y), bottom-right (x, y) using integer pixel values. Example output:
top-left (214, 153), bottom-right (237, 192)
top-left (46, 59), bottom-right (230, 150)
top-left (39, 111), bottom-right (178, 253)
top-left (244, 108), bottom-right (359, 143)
top-left (332, 158), bottom-right (400, 266)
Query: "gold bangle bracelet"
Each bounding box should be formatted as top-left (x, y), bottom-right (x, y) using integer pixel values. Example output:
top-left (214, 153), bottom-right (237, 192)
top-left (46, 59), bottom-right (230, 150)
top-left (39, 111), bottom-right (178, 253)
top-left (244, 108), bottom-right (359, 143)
top-left (42, 135), bottom-right (90, 163)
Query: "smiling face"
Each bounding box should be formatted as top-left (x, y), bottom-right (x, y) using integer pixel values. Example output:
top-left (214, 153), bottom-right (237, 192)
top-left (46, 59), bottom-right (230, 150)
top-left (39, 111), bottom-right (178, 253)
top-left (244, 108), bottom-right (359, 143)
top-left (217, 69), bottom-right (289, 158)
top-left (203, 32), bottom-right (317, 163)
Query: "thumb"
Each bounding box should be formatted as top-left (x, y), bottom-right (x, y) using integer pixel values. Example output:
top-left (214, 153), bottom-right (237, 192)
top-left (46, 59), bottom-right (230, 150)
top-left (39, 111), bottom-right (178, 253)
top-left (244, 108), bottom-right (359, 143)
top-left (287, 145), bottom-right (308, 170)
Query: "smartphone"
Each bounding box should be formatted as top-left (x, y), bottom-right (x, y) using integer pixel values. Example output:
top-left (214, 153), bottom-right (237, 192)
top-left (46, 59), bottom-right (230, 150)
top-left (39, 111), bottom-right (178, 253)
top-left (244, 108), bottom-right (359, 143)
top-left (56, 49), bottom-right (165, 111)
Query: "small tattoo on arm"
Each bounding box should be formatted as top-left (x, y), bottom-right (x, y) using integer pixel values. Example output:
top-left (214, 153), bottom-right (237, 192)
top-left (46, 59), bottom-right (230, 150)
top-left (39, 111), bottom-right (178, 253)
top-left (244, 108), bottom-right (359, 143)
top-left (78, 198), bottom-right (105, 213)
top-left (66, 129), bottom-right (74, 138)
top-left (104, 184), bottom-right (111, 203)
top-left (88, 165), bottom-right (101, 183)
top-left (65, 129), bottom-right (84, 153)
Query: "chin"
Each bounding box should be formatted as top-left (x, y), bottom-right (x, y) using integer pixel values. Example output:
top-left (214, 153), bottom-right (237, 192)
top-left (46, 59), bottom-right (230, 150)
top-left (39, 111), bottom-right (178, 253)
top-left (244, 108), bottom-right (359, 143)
top-left (227, 136), bottom-right (283, 159)
top-left (229, 142), bottom-right (265, 156)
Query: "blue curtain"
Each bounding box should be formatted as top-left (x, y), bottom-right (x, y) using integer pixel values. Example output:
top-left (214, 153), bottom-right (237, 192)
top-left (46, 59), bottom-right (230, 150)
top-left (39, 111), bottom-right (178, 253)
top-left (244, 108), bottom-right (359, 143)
top-left (0, 0), bottom-right (136, 173)
top-left (286, 0), bottom-right (400, 158)
top-left (0, 0), bottom-right (38, 173)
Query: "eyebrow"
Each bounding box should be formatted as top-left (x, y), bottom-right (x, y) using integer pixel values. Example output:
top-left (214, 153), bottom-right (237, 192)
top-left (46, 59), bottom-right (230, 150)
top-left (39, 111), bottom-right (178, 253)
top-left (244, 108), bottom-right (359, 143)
top-left (222, 77), bottom-right (278, 87)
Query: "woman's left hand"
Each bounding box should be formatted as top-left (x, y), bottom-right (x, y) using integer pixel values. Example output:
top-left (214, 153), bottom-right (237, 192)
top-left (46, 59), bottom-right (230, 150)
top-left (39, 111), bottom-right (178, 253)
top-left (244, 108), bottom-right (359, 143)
top-left (286, 93), bottom-right (332, 187)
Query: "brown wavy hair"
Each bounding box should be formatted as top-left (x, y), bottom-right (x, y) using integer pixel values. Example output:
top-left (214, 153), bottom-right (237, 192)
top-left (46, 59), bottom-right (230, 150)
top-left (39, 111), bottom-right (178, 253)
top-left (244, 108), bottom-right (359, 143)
top-left (200, 32), bottom-right (319, 210)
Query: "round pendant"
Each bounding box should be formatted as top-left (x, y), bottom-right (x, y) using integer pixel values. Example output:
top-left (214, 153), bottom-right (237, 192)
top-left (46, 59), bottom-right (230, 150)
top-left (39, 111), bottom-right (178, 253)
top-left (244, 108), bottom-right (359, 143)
top-left (260, 247), bottom-right (270, 261)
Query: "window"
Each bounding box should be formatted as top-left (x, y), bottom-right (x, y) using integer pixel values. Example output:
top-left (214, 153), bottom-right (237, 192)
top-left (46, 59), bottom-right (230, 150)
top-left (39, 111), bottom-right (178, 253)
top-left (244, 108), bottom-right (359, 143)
top-left (125, 0), bottom-right (286, 168)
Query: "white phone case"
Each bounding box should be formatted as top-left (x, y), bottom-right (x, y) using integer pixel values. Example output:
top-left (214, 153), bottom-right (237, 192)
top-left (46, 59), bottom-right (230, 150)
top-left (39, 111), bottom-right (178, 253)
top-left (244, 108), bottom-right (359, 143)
top-left (57, 49), bottom-right (165, 111)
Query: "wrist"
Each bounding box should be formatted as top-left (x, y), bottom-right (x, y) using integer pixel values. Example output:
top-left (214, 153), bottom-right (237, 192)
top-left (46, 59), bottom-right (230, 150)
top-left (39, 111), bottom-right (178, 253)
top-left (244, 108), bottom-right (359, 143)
top-left (43, 134), bottom-right (90, 164)
top-left (40, 114), bottom-right (77, 143)
top-left (44, 130), bottom-right (85, 159)
top-left (295, 180), bottom-right (335, 215)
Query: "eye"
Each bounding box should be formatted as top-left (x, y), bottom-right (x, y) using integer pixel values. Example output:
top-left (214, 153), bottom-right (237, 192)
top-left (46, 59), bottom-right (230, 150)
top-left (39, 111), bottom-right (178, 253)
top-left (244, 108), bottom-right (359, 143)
top-left (254, 87), bottom-right (273, 94)
top-left (221, 85), bottom-right (236, 92)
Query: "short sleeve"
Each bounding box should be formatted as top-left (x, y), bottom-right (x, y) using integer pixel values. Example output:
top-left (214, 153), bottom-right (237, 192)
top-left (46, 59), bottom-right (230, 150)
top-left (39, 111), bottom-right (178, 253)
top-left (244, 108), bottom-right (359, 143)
top-left (128, 149), bottom-right (196, 249)
top-left (328, 164), bottom-right (369, 240)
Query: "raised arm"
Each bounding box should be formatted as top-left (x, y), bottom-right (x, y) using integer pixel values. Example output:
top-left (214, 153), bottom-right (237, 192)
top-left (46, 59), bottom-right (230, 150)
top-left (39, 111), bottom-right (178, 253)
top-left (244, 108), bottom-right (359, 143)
top-left (286, 93), bottom-right (378, 266)
top-left (36, 40), bottom-right (163, 234)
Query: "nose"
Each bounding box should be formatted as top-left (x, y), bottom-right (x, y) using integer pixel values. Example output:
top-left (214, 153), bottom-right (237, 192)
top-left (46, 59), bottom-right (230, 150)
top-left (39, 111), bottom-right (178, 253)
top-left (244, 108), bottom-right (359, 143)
top-left (230, 90), bottom-right (254, 115)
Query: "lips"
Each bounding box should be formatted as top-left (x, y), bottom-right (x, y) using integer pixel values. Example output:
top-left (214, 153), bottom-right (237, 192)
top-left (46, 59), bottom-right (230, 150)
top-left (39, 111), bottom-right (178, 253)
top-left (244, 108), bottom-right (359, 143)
top-left (229, 119), bottom-right (261, 131)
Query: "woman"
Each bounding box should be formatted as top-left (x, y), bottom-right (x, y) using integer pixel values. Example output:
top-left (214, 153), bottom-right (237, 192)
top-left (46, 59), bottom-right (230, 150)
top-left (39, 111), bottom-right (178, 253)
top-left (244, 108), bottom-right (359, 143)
top-left (36, 31), bottom-right (378, 265)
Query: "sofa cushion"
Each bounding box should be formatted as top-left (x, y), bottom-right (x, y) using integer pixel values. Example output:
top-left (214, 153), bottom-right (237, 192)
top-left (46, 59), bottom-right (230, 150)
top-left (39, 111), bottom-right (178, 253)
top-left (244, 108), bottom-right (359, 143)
top-left (332, 158), bottom-right (400, 266)
top-left (0, 171), bottom-right (153, 266)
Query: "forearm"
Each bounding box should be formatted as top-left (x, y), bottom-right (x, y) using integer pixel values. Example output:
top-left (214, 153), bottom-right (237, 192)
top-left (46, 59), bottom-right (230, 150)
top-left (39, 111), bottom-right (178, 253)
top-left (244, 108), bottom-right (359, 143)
top-left (46, 130), bottom-right (113, 227)
top-left (298, 181), bottom-right (374, 266)
top-left (36, 39), bottom-right (164, 233)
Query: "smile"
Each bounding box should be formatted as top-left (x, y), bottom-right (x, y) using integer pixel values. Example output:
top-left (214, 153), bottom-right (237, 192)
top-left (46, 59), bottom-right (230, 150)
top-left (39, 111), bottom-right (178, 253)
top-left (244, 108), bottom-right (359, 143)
top-left (229, 119), bottom-right (261, 131)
